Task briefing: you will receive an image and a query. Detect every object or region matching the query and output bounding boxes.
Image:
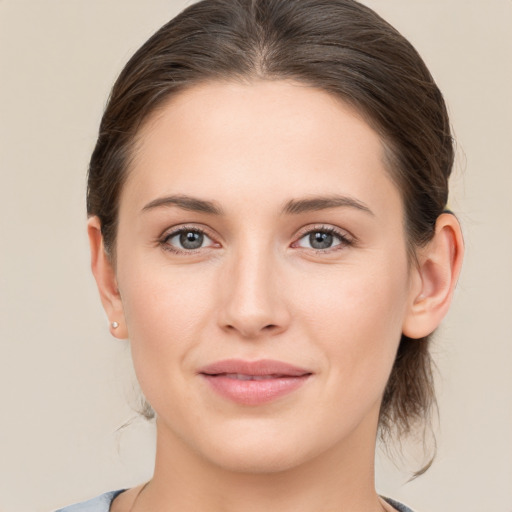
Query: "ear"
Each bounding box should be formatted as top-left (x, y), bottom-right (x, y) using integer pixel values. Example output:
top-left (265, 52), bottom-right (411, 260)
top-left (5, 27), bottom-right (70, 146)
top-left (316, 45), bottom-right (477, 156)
top-left (402, 213), bottom-right (464, 339)
top-left (87, 216), bottom-right (128, 339)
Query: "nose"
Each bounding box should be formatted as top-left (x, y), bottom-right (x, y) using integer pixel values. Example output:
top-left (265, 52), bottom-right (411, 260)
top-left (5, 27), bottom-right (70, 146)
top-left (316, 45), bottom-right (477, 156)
top-left (217, 243), bottom-right (291, 339)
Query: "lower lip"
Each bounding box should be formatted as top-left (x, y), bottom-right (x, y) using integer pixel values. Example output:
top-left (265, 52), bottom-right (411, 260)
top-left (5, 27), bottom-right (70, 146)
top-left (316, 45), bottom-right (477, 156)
top-left (201, 374), bottom-right (311, 405)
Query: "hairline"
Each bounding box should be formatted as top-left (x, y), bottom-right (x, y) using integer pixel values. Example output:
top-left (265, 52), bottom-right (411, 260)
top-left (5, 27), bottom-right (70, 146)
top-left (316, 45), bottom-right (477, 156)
top-left (101, 76), bottom-right (422, 270)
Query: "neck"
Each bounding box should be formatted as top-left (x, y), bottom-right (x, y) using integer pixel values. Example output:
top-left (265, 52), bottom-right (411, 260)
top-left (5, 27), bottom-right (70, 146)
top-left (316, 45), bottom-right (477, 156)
top-left (136, 416), bottom-right (387, 512)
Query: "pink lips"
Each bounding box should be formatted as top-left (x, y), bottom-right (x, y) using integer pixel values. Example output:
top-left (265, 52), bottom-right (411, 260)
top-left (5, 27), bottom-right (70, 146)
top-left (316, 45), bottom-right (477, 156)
top-left (198, 359), bottom-right (312, 405)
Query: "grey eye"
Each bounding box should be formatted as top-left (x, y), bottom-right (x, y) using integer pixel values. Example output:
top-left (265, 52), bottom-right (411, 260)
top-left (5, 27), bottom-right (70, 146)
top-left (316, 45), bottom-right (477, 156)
top-left (309, 232), bottom-right (334, 249)
top-left (180, 231), bottom-right (204, 249)
top-left (296, 230), bottom-right (346, 250)
top-left (167, 230), bottom-right (212, 250)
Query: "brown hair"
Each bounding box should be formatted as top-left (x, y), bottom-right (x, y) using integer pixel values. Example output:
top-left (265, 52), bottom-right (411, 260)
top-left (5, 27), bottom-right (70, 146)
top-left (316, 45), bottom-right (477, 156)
top-left (88, 0), bottom-right (453, 464)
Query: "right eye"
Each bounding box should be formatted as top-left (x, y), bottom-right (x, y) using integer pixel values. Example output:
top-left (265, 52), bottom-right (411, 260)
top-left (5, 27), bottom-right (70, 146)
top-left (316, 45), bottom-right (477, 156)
top-left (161, 228), bottom-right (217, 253)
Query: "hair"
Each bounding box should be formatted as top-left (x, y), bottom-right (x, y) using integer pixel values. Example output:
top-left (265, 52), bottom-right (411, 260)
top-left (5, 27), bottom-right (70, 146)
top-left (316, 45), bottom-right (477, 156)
top-left (87, 0), bottom-right (453, 467)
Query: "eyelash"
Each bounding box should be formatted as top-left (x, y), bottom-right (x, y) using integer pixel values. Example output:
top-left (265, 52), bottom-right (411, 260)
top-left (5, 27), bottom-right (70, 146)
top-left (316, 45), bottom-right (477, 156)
top-left (292, 225), bottom-right (354, 253)
top-left (159, 225), bottom-right (218, 255)
top-left (158, 224), bottom-right (354, 255)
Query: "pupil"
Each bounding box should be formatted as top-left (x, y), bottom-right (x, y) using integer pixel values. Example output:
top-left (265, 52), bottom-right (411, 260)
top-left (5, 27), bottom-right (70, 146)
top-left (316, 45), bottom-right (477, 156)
top-left (310, 232), bottom-right (333, 249)
top-left (180, 231), bottom-right (203, 249)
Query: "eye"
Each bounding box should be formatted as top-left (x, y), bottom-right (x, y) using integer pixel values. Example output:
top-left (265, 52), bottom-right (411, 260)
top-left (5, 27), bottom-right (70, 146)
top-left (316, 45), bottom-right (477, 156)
top-left (294, 227), bottom-right (352, 251)
top-left (161, 227), bottom-right (217, 253)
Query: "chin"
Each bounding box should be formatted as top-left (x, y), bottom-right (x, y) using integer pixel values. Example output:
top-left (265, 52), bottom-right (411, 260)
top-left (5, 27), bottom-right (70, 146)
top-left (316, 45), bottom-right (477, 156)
top-left (205, 442), bottom-right (310, 475)
top-left (189, 420), bottom-right (333, 475)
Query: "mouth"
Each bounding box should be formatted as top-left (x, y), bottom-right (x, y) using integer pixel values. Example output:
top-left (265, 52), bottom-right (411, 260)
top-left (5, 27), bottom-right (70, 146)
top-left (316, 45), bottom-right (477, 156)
top-left (213, 373), bottom-right (299, 380)
top-left (198, 359), bottom-right (313, 405)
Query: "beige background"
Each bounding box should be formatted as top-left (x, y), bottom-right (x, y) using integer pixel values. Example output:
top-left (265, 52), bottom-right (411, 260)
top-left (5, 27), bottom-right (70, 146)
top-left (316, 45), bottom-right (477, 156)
top-left (1, 1), bottom-right (511, 511)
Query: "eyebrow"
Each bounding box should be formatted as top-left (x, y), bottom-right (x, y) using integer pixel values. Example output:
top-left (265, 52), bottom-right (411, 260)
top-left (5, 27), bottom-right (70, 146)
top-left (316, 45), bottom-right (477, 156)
top-left (141, 193), bottom-right (374, 216)
top-left (282, 195), bottom-right (374, 216)
top-left (142, 195), bottom-right (224, 215)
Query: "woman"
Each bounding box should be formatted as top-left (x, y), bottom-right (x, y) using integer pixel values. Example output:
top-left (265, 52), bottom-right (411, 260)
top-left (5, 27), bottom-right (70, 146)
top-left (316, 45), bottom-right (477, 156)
top-left (58, 0), bottom-right (463, 510)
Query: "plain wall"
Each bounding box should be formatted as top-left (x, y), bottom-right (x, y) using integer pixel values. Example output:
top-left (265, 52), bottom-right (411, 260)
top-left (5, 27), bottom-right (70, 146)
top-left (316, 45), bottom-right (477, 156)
top-left (1, 1), bottom-right (511, 511)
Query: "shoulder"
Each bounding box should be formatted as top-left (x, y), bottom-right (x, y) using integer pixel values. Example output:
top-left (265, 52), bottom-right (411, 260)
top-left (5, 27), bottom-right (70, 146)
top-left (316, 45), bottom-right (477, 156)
top-left (55, 491), bottom-right (416, 512)
top-left (383, 496), bottom-right (417, 512)
top-left (55, 490), bottom-right (125, 512)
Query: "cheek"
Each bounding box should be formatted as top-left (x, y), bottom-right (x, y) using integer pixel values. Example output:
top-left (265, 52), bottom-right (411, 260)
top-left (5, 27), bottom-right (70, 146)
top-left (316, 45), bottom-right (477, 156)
top-left (295, 257), bottom-right (409, 395)
top-left (120, 254), bottom-right (213, 333)
top-left (117, 255), bottom-right (216, 391)
top-left (299, 257), bottom-right (408, 333)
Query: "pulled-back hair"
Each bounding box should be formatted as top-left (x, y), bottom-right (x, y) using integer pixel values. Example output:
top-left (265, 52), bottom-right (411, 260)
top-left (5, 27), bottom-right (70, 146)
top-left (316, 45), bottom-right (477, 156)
top-left (88, 0), bottom-right (453, 463)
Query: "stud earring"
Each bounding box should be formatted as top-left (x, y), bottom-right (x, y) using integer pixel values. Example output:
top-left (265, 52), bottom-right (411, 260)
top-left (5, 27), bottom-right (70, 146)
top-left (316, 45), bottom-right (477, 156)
top-left (111, 321), bottom-right (119, 329)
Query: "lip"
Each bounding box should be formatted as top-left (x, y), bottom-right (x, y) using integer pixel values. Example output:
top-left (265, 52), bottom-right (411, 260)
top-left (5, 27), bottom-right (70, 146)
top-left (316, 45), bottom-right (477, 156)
top-left (198, 359), bottom-right (312, 406)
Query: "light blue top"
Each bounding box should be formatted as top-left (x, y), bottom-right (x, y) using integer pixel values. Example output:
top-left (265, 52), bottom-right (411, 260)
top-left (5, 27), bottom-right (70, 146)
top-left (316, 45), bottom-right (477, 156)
top-left (55, 490), bottom-right (125, 512)
top-left (55, 490), bottom-right (415, 512)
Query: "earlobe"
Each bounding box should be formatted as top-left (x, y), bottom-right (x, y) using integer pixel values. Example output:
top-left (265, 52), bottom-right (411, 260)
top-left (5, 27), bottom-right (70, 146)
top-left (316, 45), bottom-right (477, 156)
top-left (402, 213), bottom-right (464, 339)
top-left (87, 216), bottom-right (128, 339)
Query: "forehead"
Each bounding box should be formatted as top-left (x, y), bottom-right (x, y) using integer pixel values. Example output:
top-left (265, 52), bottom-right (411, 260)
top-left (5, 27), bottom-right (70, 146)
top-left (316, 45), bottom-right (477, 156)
top-left (122, 80), bottom-right (402, 219)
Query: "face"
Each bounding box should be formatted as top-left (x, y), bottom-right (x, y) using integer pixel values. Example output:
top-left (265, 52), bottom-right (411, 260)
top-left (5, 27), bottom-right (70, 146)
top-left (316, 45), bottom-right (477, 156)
top-left (113, 80), bottom-right (416, 473)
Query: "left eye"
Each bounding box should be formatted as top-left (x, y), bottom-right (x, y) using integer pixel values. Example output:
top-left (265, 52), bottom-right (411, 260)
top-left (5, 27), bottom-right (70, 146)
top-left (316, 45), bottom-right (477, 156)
top-left (295, 229), bottom-right (348, 250)
top-left (164, 229), bottom-right (214, 251)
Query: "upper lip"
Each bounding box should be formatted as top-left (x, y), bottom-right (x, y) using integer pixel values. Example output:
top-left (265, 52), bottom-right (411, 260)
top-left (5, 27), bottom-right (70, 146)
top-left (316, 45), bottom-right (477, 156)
top-left (198, 359), bottom-right (312, 377)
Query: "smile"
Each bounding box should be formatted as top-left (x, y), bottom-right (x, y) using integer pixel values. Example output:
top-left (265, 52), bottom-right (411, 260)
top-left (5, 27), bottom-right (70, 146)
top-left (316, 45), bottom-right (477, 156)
top-left (221, 373), bottom-right (292, 380)
top-left (198, 359), bottom-right (312, 405)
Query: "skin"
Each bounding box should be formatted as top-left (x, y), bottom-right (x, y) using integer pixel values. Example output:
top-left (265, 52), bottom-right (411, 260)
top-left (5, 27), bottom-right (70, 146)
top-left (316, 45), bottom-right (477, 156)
top-left (89, 80), bottom-right (463, 512)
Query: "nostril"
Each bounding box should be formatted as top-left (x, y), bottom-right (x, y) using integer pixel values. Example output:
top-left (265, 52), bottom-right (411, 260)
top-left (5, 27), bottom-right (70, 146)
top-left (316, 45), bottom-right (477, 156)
top-left (223, 322), bottom-right (281, 338)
